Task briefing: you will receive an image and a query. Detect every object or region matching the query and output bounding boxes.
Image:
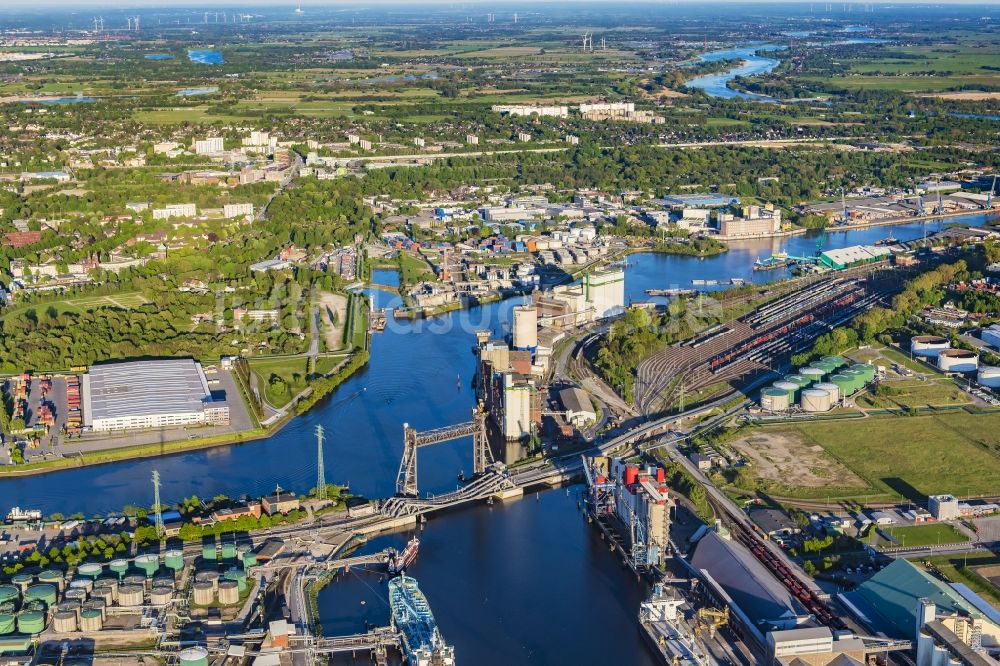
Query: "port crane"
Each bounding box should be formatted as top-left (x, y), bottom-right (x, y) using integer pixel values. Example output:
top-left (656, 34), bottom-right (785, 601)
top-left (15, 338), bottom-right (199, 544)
top-left (987, 174), bottom-right (997, 209)
top-left (694, 607), bottom-right (729, 639)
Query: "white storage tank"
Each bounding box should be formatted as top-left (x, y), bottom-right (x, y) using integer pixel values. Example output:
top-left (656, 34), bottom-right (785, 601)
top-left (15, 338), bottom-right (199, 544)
top-left (799, 367), bottom-right (825, 383)
top-left (118, 585), bottom-right (144, 607)
top-left (801, 388), bottom-right (833, 413)
top-left (937, 349), bottom-right (978, 373)
top-left (978, 366), bottom-right (1000, 388)
top-left (911, 335), bottom-right (950, 358)
top-left (512, 304), bottom-right (538, 352)
top-left (814, 382), bottom-right (841, 403)
top-left (760, 388), bottom-right (790, 412)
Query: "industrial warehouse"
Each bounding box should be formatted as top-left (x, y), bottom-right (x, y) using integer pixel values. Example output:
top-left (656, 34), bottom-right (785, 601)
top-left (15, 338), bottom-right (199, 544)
top-left (82, 359), bottom-right (230, 432)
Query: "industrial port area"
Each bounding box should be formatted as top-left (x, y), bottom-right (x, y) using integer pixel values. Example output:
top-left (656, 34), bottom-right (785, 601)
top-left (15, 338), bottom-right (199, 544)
top-left (6, 2), bottom-right (1000, 665)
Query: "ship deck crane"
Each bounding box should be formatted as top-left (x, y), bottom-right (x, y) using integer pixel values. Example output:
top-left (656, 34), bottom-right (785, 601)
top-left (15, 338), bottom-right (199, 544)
top-left (695, 607), bottom-right (729, 639)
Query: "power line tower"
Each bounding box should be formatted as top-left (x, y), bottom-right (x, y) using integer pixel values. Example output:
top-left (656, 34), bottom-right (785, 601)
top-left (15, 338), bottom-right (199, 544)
top-left (315, 424), bottom-right (327, 501)
top-left (152, 470), bottom-right (164, 539)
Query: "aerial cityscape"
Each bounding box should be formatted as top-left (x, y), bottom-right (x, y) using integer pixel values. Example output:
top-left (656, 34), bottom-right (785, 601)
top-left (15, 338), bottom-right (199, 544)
top-left (1, 1), bottom-right (1000, 664)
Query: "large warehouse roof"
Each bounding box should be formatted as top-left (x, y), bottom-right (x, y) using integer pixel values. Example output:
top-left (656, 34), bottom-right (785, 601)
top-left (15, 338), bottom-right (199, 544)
top-left (690, 531), bottom-right (806, 631)
top-left (847, 559), bottom-right (978, 639)
top-left (819, 245), bottom-right (891, 268)
top-left (83, 359), bottom-right (212, 423)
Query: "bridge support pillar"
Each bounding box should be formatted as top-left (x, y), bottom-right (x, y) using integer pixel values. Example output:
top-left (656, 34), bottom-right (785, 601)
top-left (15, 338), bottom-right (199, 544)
top-left (472, 408), bottom-right (491, 476)
top-left (494, 487), bottom-right (523, 502)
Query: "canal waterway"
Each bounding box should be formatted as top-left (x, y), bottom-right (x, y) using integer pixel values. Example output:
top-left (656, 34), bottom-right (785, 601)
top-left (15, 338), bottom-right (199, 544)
top-left (0, 213), bottom-right (994, 664)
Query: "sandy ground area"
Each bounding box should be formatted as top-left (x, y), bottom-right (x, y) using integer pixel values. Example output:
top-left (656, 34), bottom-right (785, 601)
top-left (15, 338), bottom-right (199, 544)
top-left (920, 91), bottom-right (1000, 101)
top-left (317, 290), bottom-right (348, 350)
top-left (730, 431), bottom-right (868, 490)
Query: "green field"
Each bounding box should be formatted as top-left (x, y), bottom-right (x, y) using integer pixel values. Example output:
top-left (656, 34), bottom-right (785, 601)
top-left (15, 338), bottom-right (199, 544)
top-left (0, 292), bottom-right (149, 321)
top-left (858, 378), bottom-right (970, 409)
top-left (759, 411), bottom-right (1000, 501)
top-left (871, 523), bottom-right (969, 548)
top-left (249, 357), bottom-right (311, 408)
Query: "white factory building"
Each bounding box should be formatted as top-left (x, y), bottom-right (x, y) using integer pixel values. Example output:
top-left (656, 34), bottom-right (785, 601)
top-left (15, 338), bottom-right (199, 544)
top-left (82, 359), bottom-right (229, 432)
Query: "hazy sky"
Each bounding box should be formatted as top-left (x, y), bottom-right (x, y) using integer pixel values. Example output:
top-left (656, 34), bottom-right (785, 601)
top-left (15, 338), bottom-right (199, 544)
top-left (4, 0), bottom-right (1000, 6)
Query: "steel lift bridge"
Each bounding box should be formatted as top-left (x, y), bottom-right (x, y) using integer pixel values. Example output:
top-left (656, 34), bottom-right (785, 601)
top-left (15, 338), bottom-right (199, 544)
top-left (396, 406), bottom-right (494, 497)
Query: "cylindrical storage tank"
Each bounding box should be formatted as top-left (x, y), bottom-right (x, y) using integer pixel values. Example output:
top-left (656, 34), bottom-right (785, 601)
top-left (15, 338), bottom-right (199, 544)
top-left (64, 588), bottom-right (87, 603)
top-left (830, 374), bottom-right (855, 397)
top-left (79, 608), bottom-right (103, 632)
top-left (38, 569), bottom-right (64, 592)
top-left (194, 571), bottom-right (219, 591)
top-left (512, 304), bottom-right (538, 352)
top-left (978, 366), bottom-right (1000, 388)
top-left (938, 349), bottom-right (978, 373)
top-left (224, 569), bottom-right (247, 592)
top-left (842, 369), bottom-right (866, 392)
top-left (220, 543), bottom-right (236, 561)
top-left (911, 335), bottom-right (950, 358)
top-left (178, 646), bottom-right (210, 666)
top-left (83, 599), bottom-right (106, 621)
top-left (152, 576), bottom-right (174, 590)
top-left (821, 355), bottom-right (848, 369)
top-left (11, 573), bottom-right (33, 592)
top-left (814, 382), bottom-right (841, 403)
top-left (164, 550), bottom-right (184, 573)
top-left (52, 610), bottom-right (77, 633)
top-left (0, 613), bottom-right (14, 635)
top-left (810, 360), bottom-right (838, 376)
top-left (150, 586), bottom-right (173, 606)
top-left (91, 587), bottom-right (114, 606)
top-left (69, 578), bottom-right (93, 593)
top-left (201, 543), bottom-right (217, 561)
top-left (0, 586), bottom-right (18, 606)
top-left (785, 374), bottom-right (813, 392)
top-left (192, 582), bottom-right (214, 606)
top-left (77, 563), bottom-right (103, 580)
top-left (118, 585), bottom-right (144, 607)
top-left (850, 363), bottom-right (876, 382)
top-left (773, 380), bottom-right (800, 402)
top-left (109, 559), bottom-right (130, 578)
top-left (24, 583), bottom-right (57, 608)
top-left (800, 367), bottom-right (826, 383)
top-left (123, 574), bottom-right (146, 589)
top-left (134, 554), bottom-right (159, 578)
top-left (16, 610), bottom-right (44, 635)
top-left (760, 388), bottom-right (790, 411)
top-left (218, 580), bottom-right (239, 605)
top-left (242, 551), bottom-right (258, 568)
top-left (95, 578), bottom-right (118, 599)
top-left (56, 600), bottom-right (81, 615)
top-left (801, 388), bottom-right (833, 413)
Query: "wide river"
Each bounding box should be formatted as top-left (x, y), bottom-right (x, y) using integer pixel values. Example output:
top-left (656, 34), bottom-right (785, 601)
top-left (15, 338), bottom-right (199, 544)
top-left (1, 213), bottom-right (994, 664)
top-left (684, 44), bottom-right (785, 101)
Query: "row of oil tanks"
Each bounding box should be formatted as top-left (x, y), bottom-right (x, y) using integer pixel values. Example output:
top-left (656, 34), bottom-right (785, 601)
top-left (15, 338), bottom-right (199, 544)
top-left (200, 542), bottom-right (258, 568)
top-left (191, 568), bottom-right (248, 607)
top-left (760, 357), bottom-right (877, 413)
top-left (75, 549), bottom-right (186, 581)
top-left (910, 336), bottom-right (982, 373)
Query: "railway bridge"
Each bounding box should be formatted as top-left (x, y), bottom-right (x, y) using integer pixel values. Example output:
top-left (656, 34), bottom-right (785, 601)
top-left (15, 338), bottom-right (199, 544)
top-left (396, 407), bottom-right (492, 496)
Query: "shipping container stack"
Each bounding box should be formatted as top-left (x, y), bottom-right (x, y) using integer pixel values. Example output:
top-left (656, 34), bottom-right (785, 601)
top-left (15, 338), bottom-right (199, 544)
top-left (65, 376), bottom-right (81, 434)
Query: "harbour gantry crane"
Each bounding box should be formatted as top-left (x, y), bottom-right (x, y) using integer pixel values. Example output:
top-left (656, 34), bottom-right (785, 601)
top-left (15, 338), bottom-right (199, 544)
top-left (695, 607), bottom-right (729, 639)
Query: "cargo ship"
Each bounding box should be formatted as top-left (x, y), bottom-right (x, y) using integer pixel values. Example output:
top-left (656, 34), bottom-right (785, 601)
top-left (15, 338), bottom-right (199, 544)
top-left (639, 585), bottom-right (716, 665)
top-left (387, 537), bottom-right (419, 576)
top-left (388, 574), bottom-right (455, 666)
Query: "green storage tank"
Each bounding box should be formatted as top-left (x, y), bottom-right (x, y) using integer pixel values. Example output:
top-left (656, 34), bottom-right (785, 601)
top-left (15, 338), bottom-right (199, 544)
top-left (812, 360), bottom-right (839, 375)
top-left (800, 367), bottom-right (826, 383)
top-left (241, 551), bottom-right (257, 568)
top-left (772, 381), bottom-right (800, 402)
top-left (164, 550), bottom-right (184, 573)
top-left (224, 569), bottom-right (247, 592)
top-left (830, 374), bottom-right (855, 397)
top-left (109, 559), bottom-right (130, 578)
top-left (134, 554), bottom-right (159, 578)
top-left (0, 602), bottom-right (14, 615)
top-left (202, 543), bottom-right (217, 561)
top-left (785, 374), bottom-right (813, 389)
top-left (24, 584), bottom-right (57, 608)
top-left (178, 646), bottom-right (209, 666)
top-left (822, 355), bottom-right (848, 369)
top-left (37, 570), bottom-right (63, 591)
top-left (77, 563), bottom-right (103, 579)
top-left (843, 369), bottom-right (866, 392)
top-left (851, 363), bottom-right (876, 382)
top-left (0, 586), bottom-right (18, 606)
top-left (220, 543), bottom-right (236, 561)
top-left (16, 610), bottom-right (44, 635)
top-left (0, 613), bottom-right (14, 635)
top-left (10, 574), bottom-right (32, 591)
